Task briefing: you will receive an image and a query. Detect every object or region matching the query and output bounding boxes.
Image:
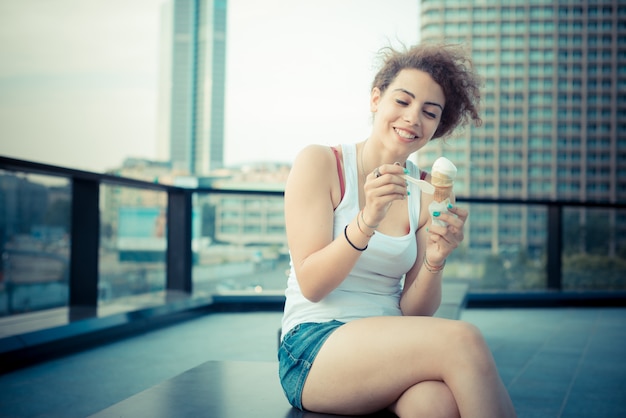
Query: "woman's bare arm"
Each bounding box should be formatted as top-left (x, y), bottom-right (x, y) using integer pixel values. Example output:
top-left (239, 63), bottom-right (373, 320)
top-left (285, 145), bottom-right (368, 302)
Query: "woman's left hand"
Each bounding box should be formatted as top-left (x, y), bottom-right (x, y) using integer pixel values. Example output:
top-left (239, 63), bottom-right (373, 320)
top-left (425, 205), bottom-right (468, 265)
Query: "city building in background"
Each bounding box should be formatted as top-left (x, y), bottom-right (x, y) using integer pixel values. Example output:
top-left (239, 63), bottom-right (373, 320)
top-left (169, 0), bottom-right (228, 176)
top-left (101, 158), bottom-right (173, 264)
top-left (207, 163), bottom-right (289, 246)
top-left (5, 1), bottom-right (626, 316)
top-left (419, 0), bottom-right (626, 259)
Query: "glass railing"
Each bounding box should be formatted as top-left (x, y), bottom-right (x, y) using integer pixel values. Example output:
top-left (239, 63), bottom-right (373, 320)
top-left (562, 206), bottom-right (626, 291)
top-left (0, 171), bottom-right (71, 314)
top-left (1, 156), bottom-right (625, 318)
top-left (191, 192), bottom-right (288, 295)
top-left (99, 184), bottom-right (168, 302)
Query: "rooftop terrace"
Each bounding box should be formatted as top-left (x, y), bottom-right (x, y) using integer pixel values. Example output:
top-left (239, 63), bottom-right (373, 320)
top-left (1, 307), bottom-right (625, 418)
top-left (1, 156), bottom-right (625, 417)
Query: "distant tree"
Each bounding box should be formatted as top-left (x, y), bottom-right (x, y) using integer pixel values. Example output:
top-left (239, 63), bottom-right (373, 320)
top-left (563, 254), bottom-right (626, 290)
top-left (563, 211), bottom-right (583, 255)
top-left (480, 254), bottom-right (509, 289)
top-left (509, 249), bottom-right (546, 290)
top-left (585, 211), bottom-right (611, 255)
top-left (563, 210), bottom-right (613, 256)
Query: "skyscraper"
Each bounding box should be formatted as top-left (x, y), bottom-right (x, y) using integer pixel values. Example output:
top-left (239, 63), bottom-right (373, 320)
top-left (419, 0), bottom-right (626, 257)
top-left (169, 0), bottom-right (227, 176)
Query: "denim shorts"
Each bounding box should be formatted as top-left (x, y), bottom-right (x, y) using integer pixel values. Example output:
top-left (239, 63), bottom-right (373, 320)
top-left (278, 320), bottom-right (345, 410)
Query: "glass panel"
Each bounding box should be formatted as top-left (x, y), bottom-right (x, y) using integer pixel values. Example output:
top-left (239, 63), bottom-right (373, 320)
top-left (192, 192), bottom-right (289, 294)
top-left (0, 170), bottom-right (71, 316)
top-left (450, 203), bottom-right (548, 291)
top-left (562, 207), bottom-right (626, 291)
top-left (5, 162), bottom-right (624, 317)
top-left (99, 185), bottom-right (167, 302)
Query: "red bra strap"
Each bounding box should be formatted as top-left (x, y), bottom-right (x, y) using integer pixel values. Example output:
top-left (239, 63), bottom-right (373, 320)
top-left (330, 147), bottom-right (345, 201)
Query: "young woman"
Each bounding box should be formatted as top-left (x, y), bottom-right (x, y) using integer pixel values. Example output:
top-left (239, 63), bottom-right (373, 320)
top-left (278, 43), bottom-right (516, 418)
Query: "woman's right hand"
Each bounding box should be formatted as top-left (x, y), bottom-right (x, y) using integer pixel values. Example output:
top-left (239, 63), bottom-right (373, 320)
top-left (361, 163), bottom-right (410, 227)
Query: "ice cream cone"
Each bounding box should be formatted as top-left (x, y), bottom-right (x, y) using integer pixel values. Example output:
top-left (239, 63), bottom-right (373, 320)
top-left (431, 157), bottom-right (457, 203)
top-left (432, 172), bottom-right (454, 203)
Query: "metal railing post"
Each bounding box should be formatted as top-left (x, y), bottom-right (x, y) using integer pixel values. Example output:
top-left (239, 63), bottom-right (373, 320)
top-left (167, 189), bottom-right (193, 293)
top-left (69, 178), bottom-right (100, 307)
top-left (547, 204), bottom-right (563, 290)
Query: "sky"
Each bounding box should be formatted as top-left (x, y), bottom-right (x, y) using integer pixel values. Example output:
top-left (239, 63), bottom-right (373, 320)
top-left (0, 0), bottom-right (419, 173)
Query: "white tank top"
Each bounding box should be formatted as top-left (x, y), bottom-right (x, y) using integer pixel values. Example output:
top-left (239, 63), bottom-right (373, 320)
top-left (281, 143), bottom-right (422, 336)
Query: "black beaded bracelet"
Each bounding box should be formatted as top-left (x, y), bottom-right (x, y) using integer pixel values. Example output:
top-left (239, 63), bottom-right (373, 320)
top-left (344, 225), bottom-right (368, 251)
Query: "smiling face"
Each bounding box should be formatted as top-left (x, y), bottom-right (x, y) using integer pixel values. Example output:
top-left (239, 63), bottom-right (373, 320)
top-left (370, 69), bottom-right (445, 155)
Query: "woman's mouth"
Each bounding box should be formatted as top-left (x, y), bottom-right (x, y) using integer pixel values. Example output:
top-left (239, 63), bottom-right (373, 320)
top-left (394, 127), bottom-right (418, 140)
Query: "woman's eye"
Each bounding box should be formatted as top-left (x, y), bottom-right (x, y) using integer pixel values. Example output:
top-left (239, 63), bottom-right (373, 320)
top-left (395, 99), bottom-right (408, 106)
top-left (424, 111), bottom-right (437, 119)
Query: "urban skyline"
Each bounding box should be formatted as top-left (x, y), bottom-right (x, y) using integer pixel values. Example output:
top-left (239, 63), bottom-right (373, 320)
top-left (2, 0), bottom-right (624, 317)
top-left (419, 0), bottom-right (625, 203)
top-left (417, 0), bottom-right (626, 259)
top-left (0, 0), bottom-right (419, 173)
top-left (167, 0), bottom-right (228, 175)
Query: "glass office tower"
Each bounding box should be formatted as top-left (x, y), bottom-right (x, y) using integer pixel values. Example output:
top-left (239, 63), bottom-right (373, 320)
top-left (419, 0), bottom-right (626, 259)
top-left (170, 0), bottom-right (227, 175)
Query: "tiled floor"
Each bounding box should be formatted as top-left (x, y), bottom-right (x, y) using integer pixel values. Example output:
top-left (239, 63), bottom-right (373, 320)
top-left (0, 308), bottom-right (624, 418)
top-left (469, 308), bottom-right (626, 418)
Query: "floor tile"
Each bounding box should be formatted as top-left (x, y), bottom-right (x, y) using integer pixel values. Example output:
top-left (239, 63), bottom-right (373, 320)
top-left (1, 308), bottom-right (624, 418)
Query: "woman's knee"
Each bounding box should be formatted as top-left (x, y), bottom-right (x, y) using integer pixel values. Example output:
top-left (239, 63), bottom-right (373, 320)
top-left (391, 381), bottom-right (460, 418)
top-left (454, 321), bottom-right (485, 347)
top-left (449, 321), bottom-right (495, 373)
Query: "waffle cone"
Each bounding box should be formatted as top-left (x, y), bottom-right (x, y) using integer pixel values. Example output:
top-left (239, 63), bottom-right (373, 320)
top-left (431, 171), bottom-right (454, 203)
top-left (433, 186), bottom-right (452, 202)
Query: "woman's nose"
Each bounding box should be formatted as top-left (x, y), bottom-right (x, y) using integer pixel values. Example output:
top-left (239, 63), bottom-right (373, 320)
top-left (404, 110), bottom-right (420, 126)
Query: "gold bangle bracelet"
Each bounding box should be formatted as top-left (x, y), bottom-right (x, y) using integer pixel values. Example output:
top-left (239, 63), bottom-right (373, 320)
top-left (424, 253), bottom-right (446, 273)
top-left (356, 212), bottom-right (375, 237)
top-left (360, 209), bottom-right (379, 229)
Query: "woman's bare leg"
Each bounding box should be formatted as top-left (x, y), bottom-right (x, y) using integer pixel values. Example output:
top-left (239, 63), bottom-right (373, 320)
top-left (301, 316), bottom-right (516, 417)
top-left (389, 381), bottom-right (459, 418)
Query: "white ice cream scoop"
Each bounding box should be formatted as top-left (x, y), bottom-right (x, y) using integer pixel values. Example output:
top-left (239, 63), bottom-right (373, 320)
top-left (429, 157), bottom-right (457, 226)
top-left (431, 157), bottom-right (457, 202)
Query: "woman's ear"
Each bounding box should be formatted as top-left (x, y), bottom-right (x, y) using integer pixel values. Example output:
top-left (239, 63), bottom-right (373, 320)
top-left (370, 87), bottom-right (381, 113)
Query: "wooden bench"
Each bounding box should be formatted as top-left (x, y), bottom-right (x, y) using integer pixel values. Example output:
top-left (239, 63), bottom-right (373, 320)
top-left (90, 283), bottom-right (469, 417)
top-left (89, 360), bottom-right (394, 417)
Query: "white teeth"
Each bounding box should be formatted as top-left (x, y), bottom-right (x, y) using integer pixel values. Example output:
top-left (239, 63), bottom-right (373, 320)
top-left (395, 128), bottom-right (416, 139)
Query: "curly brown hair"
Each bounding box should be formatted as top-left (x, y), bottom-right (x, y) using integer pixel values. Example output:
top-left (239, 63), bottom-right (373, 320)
top-left (372, 43), bottom-right (482, 139)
